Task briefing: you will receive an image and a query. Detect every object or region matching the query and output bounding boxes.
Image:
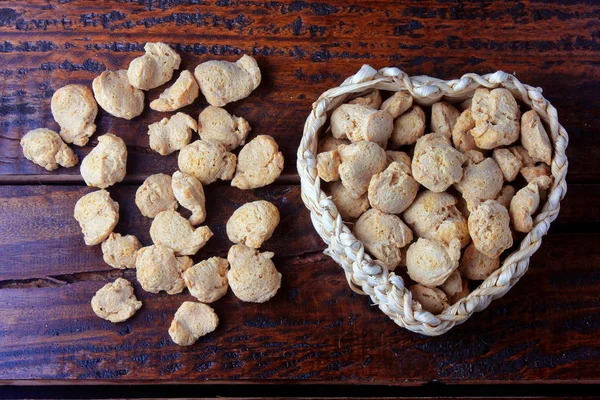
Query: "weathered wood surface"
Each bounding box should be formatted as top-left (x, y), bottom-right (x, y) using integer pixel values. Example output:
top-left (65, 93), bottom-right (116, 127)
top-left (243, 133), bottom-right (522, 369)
top-left (0, 0), bottom-right (599, 387)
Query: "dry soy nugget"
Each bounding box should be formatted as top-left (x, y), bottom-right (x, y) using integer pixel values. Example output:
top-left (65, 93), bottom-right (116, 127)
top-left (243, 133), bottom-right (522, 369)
top-left (20, 128), bottom-right (78, 171)
top-left (169, 302), bottom-right (219, 346)
top-left (430, 102), bottom-right (460, 139)
top-left (227, 244), bottom-right (282, 303)
top-left (380, 91), bottom-right (413, 119)
top-left (330, 103), bottom-right (393, 147)
top-left (172, 171), bottom-right (206, 225)
top-left (101, 233), bottom-right (141, 269)
top-left (468, 200), bottom-right (513, 258)
top-left (406, 238), bottom-right (461, 287)
top-left (91, 278), bottom-right (142, 323)
top-left (147, 112), bottom-right (197, 156)
top-left (226, 201), bottom-right (280, 249)
top-left (412, 133), bottom-right (466, 193)
top-left (136, 245), bottom-right (193, 294)
top-left (80, 133), bottom-right (127, 189)
top-left (410, 284), bottom-right (449, 314)
top-left (389, 105), bottom-right (426, 147)
top-left (128, 42), bottom-right (181, 90)
top-left (492, 148), bottom-right (523, 182)
top-left (459, 243), bottom-right (500, 280)
top-left (368, 160), bottom-right (419, 214)
top-left (317, 134), bottom-right (350, 154)
top-left (338, 141), bottom-right (387, 198)
top-left (194, 54), bottom-right (261, 106)
top-left (231, 135), bottom-right (284, 190)
top-left (509, 178), bottom-right (544, 233)
top-left (51, 84), bottom-right (98, 146)
top-left (183, 257), bottom-right (229, 303)
top-left (327, 181), bottom-right (370, 221)
top-left (150, 210), bottom-right (213, 256)
top-left (349, 89), bottom-right (382, 109)
top-left (316, 150), bottom-right (341, 182)
top-left (521, 110), bottom-right (553, 164)
top-left (455, 152), bottom-right (504, 209)
top-left (74, 189), bottom-right (119, 246)
top-left (470, 88), bottom-right (520, 149)
top-left (198, 106), bottom-right (251, 151)
top-left (150, 70), bottom-right (199, 112)
top-left (451, 108), bottom-right (479, 153)
top-left (178, 140), bottom-right (237, 185)
top-left (135, 173), bottom-right (178, 218)
top-left (92, 70), bottom-right (144, 120)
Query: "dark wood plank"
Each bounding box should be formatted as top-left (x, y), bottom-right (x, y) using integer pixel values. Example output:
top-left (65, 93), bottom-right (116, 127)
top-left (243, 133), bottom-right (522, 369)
top-left (0, 1), bottom-right (599, 181)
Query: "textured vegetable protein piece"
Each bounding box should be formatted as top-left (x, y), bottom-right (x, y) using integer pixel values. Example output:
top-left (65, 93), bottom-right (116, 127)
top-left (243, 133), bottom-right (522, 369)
top-left (183, 257), bottom-right (229, 303)
top-left (368, 161), bottom-right (419, 214)
top-left (198, 106), bottom-right (251, 151)
top-left (410, 284), bottom-right (449, 314)
top-left (80, 133), bottom-right (127, 189)
top-left (510, 179), bottom-right (542, 233)
top-left (227, 244), bottom-right (282, 303)
top-left (231, 135), bottom-right (284, 190)
top-left (74, 189), bottom-right (119, 246)
top-left (439, 270), bottom-right (463, 300)
top-left (91, 278), bottom-right (142, 323)
top-left (178, 139), bottom-right (237, 185)
top-left (150, 210), bottom-right (213, 256)
top-left (449, 278), bottom-right (471, 304)
top-left (348, 89), bottom-right (383, 109)
top-left (169, 302), bottom-right (219, 346)
top-left (226, 201), bottom-right (280, 249)
top-left (495, 185), bottom-right (516, 210)
top-left (385, 150), bottom-right (412, 168)
top-left (492, 148), bottom-right (523, 182)
top-left (147, 112), bottom-right (197, 156)
top-left (406, 237), bottom-right (461, 287)
top-left (521, 110), bottom-right (553, 164)
top-left (508, 145), bottom-right (535, 167)
top-left (150, 70), bottom-right (199, 112)
top-left (390, 105), bottom-right (426, 147)
top-left (330, 103), bottom-right (393, 147)
top-left (136, 245), bottom-right (192, 294)
top-left (352, 209), bottom-right (413, 271)
top-left (327, 181), bottom-right (370, 221)
top-left (430, 102), bottom-right (460, 139)
top-left (451, 108), bottom-right (479, 153)
top-left (20, 128), bottom-right (78, 171)
top-left (317, 134), bottom-right (350, 154)
top-left (380, 91), bottom-right (413, 119)
top-left (338, 141), bottom-right (387, 198)
top-left (101, 233), bottom-right (141, 269)
top-left (468, 200), bottom-right (513, 258)
top-left (316, 150), bottom-right (341, 182)
top-left (412, 133), bottom-right (466, 193)
top-left (135, 173), bottom-right (178, 218)
top-left (92, 70), bottom-right (144, 120)
top-left (194, 55), bottom-right (261, 106)
top-left (470, 88), bottom-right (520, 149)
top-left (51, 84), bottom-right (98, 146)
top-left (127, 42), bottom-right (181, 90)
top-left (455, 155), bottom-right (504, 209)
top-left (171, 171), bottom-right (206, 225)
top-left (521, 163), bottom-right (552, 184)
top-left (459, 243), bottom-right (500, 280)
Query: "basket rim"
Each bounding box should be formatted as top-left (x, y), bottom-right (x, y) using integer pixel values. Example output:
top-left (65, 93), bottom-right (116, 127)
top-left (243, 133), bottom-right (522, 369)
top-left (296, 65), bottom-right (569, 336)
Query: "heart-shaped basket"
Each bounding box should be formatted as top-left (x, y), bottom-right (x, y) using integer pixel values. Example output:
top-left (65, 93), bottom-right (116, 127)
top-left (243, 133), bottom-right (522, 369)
top-left (297, 65), bottom-right (569, 336)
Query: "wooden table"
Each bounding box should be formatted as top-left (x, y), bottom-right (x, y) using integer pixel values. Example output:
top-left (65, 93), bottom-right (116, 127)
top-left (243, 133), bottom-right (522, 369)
top-left (1, 1), bottom-right (599, 397)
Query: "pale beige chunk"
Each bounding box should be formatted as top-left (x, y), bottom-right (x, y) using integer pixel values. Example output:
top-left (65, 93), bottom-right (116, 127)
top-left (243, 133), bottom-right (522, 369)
top-left (403, 190), bottom-right (470, 248)
top-left (136, 245), bottom-right (192, 294)
top-left (492, 148), bottom-right (523, 182)
top-left (510, 179), bottom-right (543, 233)
top-left (150, 70), bottom-right (199, 112)
top-left (101, 233), bottom-right (141, 269)
top-left (406, 238), bottom-right (461, 287)
top-left (231, 135), bottom-right (284, 190)
top-left (91, 278), bottom-right (142, 323)
top-left (330, 103), bottom-right (393, 147)
top-left (390, 106), bottom-right (425, 147)
top-left (316, 150), bottom-right (341, 182)
top-left (495, 185), bottom-right (516, 210)
top-left (452, 109), bottom-right (479, 153)
top-left (439, 270), bottom-right (463, 300)
top-left (92, 70), bottom-right (144, 120)
top-left (150, 210), bottom-right (213, 256)
top-left (194, 55), bottom-right (261, 106)
top-left (349, 89), bottom-right (382, 109)
top-left (368, 161), bottom-right (419, 214)
top-left (169, 302), bottom-right (219, 346)
top-left (198, 106), bottom-right (251, 151)
top-left (338, 141), bottom-right (386, 198)
top-left (328, 181), bottom-right (369, 221)
top-left (410, 284), bottom-right (449, 314)
top-left (521, 110), bottom-right (552, 164)
top-left (74, 189), bottom-right (119, 246)
top-left (509, 145), bottom-right (535, 167)
top-left (385, 150), bottom-right (411, 167)
top-left (353, 209), bottom-right (413, 271)
top-left (459, 243), bottom-right (500, 280)
top-left (127, 42), bottom-right (181, 90)
top-left (178, 140), bottom-right (237, 185)
top-left (449, 278), bottom-right (470, 304)
top-left (135, 173), bottom-right (178, 218)
top-left (412, 133), bottom-right (466, 192)
top-left (227, 244), bottom-right (281, 303)
top-left (456, 98), bottom-right (472, 111)
top-left (430, 102), bottom-right (460, 139)
top-left (521, 163), bottom-right (552, 184)
top-left (455, 154), bottom-right (504, 210)
top-left (183, 257), bottom-right (229, 303)
top-left (470, 88), bottom-right (520, 149)
top-left (317, 134), bottom-right (349, 153)
top-left (51, 84), bottom-right (97, 146)
top-left (148, 112), bottom-right (197, 156)
top-left (468, 200), bottom-right (513, 258)
top-left (80, 133), bottom-right (127, 189)
top-left (380, 91), bottom-right (413, 119)
top-left (20, 128), bottom-right (78, 171)
top-left (226, 201), bottom-right (280, 249)
top-left (172, 171), bottom-right (206, 225)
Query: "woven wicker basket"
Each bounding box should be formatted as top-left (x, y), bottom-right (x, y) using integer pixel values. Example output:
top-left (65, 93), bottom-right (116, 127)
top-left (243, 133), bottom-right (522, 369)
top-left (297, 65), bottom-right (569, 336)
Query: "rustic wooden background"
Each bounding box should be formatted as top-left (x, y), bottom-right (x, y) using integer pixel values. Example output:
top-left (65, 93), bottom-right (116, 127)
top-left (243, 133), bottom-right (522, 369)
top-left (0, 0), bottom-right (599, 394)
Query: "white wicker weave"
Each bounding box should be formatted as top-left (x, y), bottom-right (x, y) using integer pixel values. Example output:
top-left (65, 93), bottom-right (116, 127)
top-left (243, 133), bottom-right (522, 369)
top-left (296, 65), bottom-right (569, 336)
